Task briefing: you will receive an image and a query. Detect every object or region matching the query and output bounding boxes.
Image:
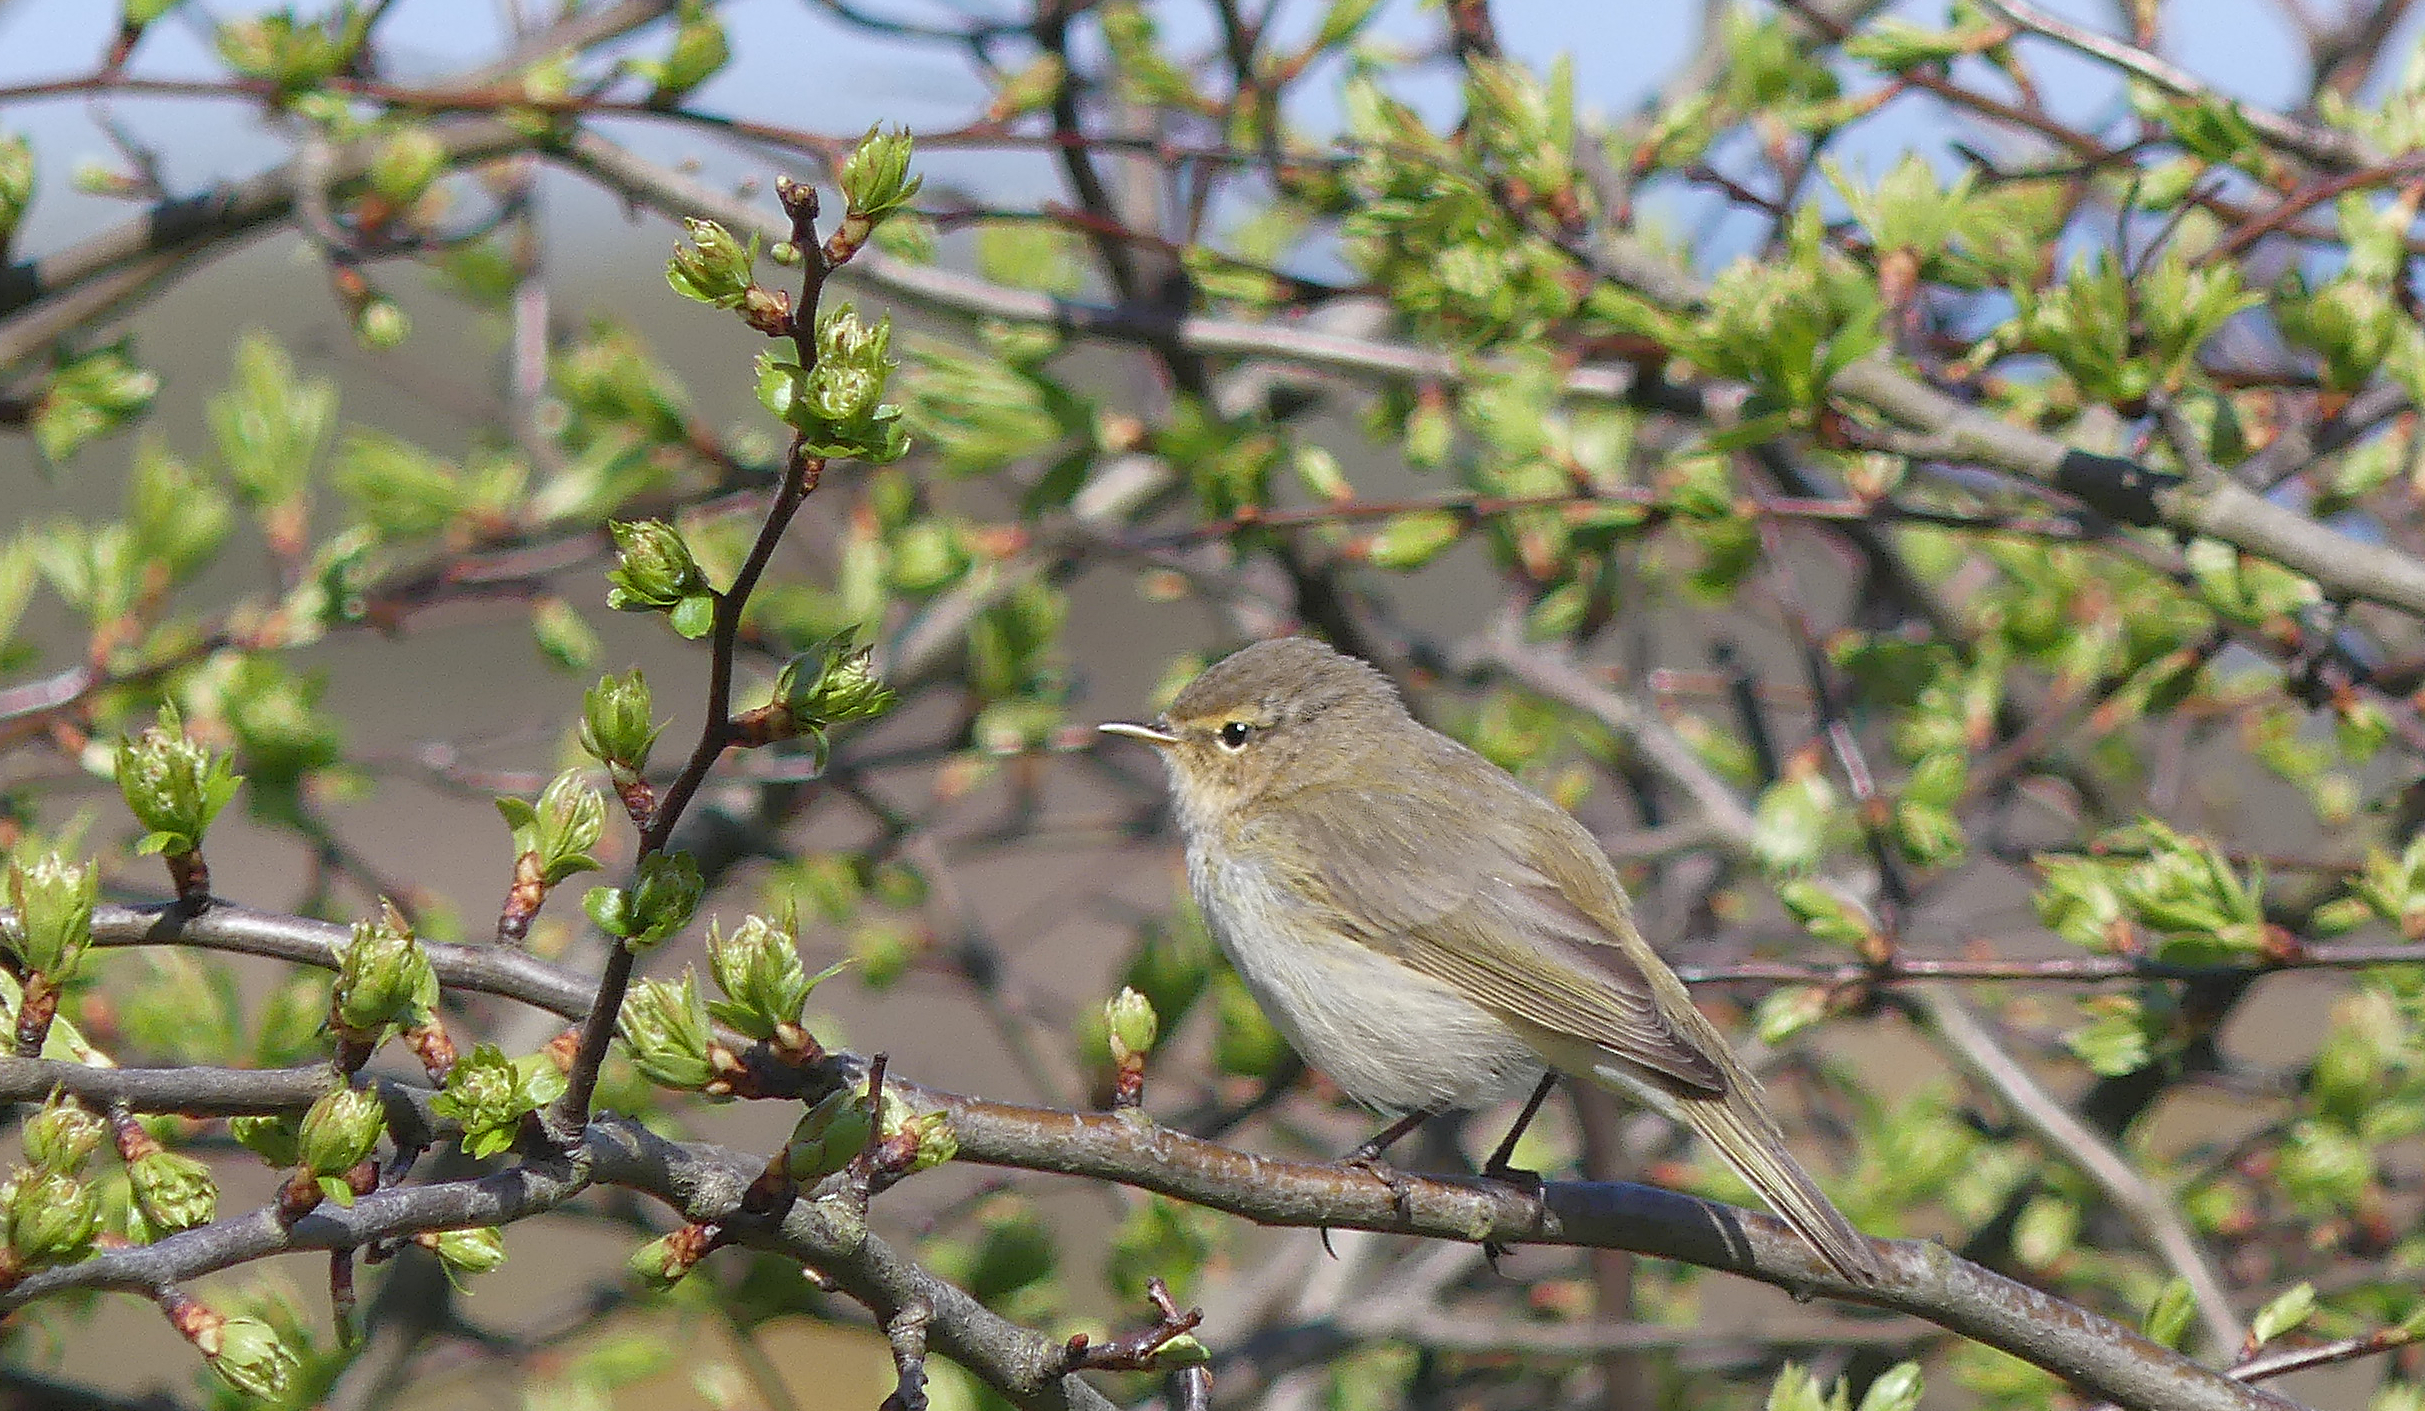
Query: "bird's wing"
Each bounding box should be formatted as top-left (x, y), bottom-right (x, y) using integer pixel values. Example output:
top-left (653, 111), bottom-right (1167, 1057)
top-left (1255, 776), bottom-right (1726, 1095)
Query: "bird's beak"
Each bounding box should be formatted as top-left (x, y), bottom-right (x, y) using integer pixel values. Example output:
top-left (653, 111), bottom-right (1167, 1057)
top-left (1099, 720), bottom-right (1180, 747)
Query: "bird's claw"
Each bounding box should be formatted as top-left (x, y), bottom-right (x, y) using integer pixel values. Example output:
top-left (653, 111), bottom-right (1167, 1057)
top-left (1480, 1158), bottom-right (1543, 1196)
top-left (1344, 1150), bottom-right (1417, 1221)
top-left (1478, 1159), bottom-right (1545, 1272)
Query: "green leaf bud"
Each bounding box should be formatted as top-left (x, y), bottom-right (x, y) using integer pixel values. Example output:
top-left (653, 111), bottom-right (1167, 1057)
top-left (4, 1170), bottom-right (99, 1269)
top-left (1754, 985), bottom-right (1833, 1046)
top-left (812, 305), bottom-right (891, 415)
top-left (848, 919), bottom-right (917, 989)
top-left (354, 296), bottom-right (410, 350)
top-left (496, 770), bottom-right (607, 886)
top-left (665, 218), bottom-right (756, 309)
top-left (584, 851), bottom-right (703, 950)
top-left (2249, 1282), bottom-right (2316, 1346)
top-left (196, 1314), bottom-right (298, 1400)
top-left (618, 969), bottom-right (717, 1091)
top-left (128, 1148), bottom-right (218, 1233)
top-left (1104, 986), bottom-right (1158, 1066)
top-left (368, 125), bottom-right (445, 204)
top-left (531, 597), bottom-right (599, 673)
top-left (0, 131), bottom-right (32, 243)
top-left (297, 1087), bottom-right (385, 1186)
top-left (1856, 1363), bottom-right (1924, 1411)
top-left (640, 3), bottom-right (729, 105)
top-left (34, 342), bottom-right (159, 462)
top-left (604, 519), bottom-right (716, 638)
top-left (331, 902), bottom-right (438, 1039)
top-left (898, 1106), bottom-right (957, 1174)
top-left (114, 705), bottom-right (241, 857)
top-left (786, 635), bottom-right (898, 727)
top-left (783, 1085), bottom-right (873, 1183)
top-left (753, 307), bottom-right (911, 463)
top-left (430, 1042), bottom-right (566, 1161)
top-left (6, 852), bottom-right (95, 978)
top-left (1366, 509), bottom-right (1463, 569)
top-left (627, 1226), bottom-right (710, 1292)
top-left (839, 124), bottom-right (922, 219)
top-left (22, 1095), bottom-right (105, 1175)
top-left (580, 669), bottom-right (665, 775)
top-left (988, 54), bottom-right (1065, 121)
top-left (2141, 1277), bottom-right (2196, 1349)
top-left (705, 904), bottom-right (813, 1042)
top-left (428, 1225), bottom-right (508, 1283)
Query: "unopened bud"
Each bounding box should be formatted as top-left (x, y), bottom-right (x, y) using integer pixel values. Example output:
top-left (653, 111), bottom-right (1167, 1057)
top-left (664, 218), bottom-right (756, 308)
top-left (368, 126), bottom-right (445, 203)
top-left (898, 1106), bottom-right (957, 1174)
top-left (617, 969), bottom-right (716, 1090)
top-left (4, 1170), bottom-right (99, 1270)
top-left (427, 1225), bottom-right (508, 1282)
top-left (644, 7), bottom-right (729, 104)
top-left (128, 1148), bottom-right (219, 1233)
top-left (332, 901), bottom-right (437, 1039)
top-left (195, 1313), bottom-right (297, 1400)
top-left (783, 1085), bottom-right (873, 1183)
top-left (580, 669), bottom-right (664, 774)
top-left (298, 1087), bottom-right (385, 1195)
top-left (628, 1224), bottom-right (714, 1292)
top-left (22, 1095), bottom-right (104, 1175)
top-left (1104, 986), bottom-right (1159, 1065)
top-left (354, 296), bottom-right (410, 350)
top-left (839, 124), bottom-right (922, 219)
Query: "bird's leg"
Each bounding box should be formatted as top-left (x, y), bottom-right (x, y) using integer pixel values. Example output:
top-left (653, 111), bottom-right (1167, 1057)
top-left (1346, 1107), bottom-right (1437, 1166)
top-left (1479, 1074), bottom-right (1559, 1272)
top-left (1481, 1073), bottom-right (1559, 1187)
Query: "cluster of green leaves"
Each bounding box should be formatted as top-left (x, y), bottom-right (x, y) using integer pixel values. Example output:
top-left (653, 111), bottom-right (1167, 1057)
top-left (1609, 210), bottom-right (1886, 435)
top-left (1330, 58), bottom-right (1586, 349)
top-left (615, 902), bottom-right (851, 1094)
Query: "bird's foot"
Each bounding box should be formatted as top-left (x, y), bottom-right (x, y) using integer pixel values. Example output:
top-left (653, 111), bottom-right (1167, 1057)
top-left (1479, 1156), bottom-right (1544, 1197)
top-left (1342, 1149), bottom-right (1418, 1221)
top-left (1478, 1157), bottom-right (1545, 1272)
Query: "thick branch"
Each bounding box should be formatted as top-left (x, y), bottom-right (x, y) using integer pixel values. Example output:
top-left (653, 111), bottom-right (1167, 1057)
top-left (0, 1114), bottom-right (1113, 1411)
top-left (918, 1093), bottom-right (2304, 1411)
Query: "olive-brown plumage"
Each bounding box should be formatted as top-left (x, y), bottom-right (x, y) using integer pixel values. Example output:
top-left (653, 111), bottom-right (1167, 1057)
top-left (1102, 636), bottom-right (1881, 1283)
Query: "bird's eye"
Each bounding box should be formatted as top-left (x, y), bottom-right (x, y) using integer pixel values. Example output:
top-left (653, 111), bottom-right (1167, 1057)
top-left (1217, 721), bottom-right (1253, 751)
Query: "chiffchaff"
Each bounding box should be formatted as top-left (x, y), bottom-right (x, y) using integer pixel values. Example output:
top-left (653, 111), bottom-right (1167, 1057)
top-left (1102, 636), bottom-right (1881, 1283)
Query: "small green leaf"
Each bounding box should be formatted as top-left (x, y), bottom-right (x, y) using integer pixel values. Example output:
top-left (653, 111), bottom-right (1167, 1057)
top-left (1367, 510), bottom-right (1463, 569)
top-left (2142, 1277), bottom-right (2197, 1349)
top-left (2249, 1282), bottom-right (2316, 1346)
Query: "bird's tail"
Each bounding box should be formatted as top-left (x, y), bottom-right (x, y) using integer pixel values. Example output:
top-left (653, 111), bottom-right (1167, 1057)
top-left (1678, 1085), bottom-right (1882, 1284)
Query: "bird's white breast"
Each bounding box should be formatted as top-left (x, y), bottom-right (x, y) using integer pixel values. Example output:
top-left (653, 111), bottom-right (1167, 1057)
top-left (1188, 846), bottom-right (1544, 1115)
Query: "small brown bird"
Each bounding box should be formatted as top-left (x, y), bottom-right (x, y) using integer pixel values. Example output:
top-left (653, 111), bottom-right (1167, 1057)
top-left (1102, 636), bottom-right (1881, 1283)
